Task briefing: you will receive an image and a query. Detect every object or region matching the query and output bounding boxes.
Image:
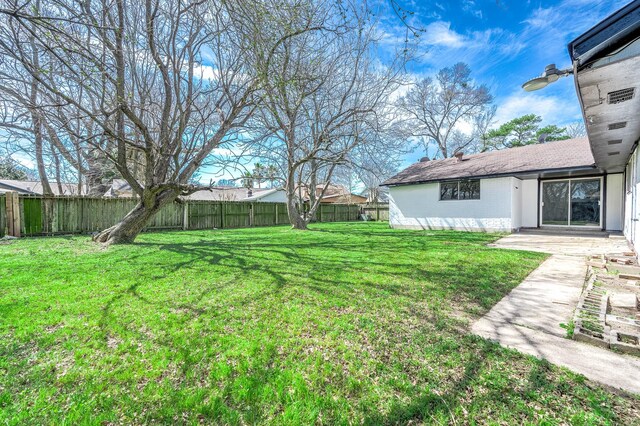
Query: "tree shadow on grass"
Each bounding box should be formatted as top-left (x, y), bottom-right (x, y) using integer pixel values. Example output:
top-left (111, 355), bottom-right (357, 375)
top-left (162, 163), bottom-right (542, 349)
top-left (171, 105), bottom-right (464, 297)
top-left (361, 339), bottom-right (573, 425)
top-left (124, 233), bottom-right (543, 317)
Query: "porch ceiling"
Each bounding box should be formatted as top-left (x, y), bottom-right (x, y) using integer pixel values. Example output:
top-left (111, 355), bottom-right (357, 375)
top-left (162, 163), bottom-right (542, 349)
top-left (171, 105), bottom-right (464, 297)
top-left (570, 0), bottom-right (640, 173)
top-left (576, 53), bottom-right (640, 173)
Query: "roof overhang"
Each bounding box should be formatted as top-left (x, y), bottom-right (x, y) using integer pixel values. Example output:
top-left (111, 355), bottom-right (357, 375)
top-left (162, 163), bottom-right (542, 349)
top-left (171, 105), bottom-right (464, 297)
top-left (383, 165), bottom-right (602, 187)
top-left (569, 0), bottom-right (640, 172)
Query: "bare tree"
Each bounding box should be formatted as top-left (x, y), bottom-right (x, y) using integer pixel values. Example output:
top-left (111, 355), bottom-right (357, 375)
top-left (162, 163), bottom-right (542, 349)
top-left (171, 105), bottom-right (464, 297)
top-left (565, 121), bottom-right (587, 139)
top-left (243, 1), bottom-right (405, 229)
top-left (0, 0), bottom-right (315, 244)
top-left (397, 63), bottom-right (493, 159)
top-left (333, 118), bottom-right (409, 203)
top-left (0, 39), bottom-right (113, 196)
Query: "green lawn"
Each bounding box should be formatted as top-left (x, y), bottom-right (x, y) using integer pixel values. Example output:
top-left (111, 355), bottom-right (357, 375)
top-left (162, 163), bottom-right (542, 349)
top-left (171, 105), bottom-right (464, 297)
top-left (0, 223), bottom-right (638, 424)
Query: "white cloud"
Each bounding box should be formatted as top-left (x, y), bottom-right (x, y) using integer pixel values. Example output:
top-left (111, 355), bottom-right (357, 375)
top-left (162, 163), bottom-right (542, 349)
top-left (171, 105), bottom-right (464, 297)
top-left (462, 0), bottom-right (483, 19)
top-left (10, 152), bottom-right (35, 169)
top-left (494, 90), bottom-right (582, 126)
top-left (422, 21), bottom-right (466, 48)
top-left (194, 64), bottom-right (218, 81)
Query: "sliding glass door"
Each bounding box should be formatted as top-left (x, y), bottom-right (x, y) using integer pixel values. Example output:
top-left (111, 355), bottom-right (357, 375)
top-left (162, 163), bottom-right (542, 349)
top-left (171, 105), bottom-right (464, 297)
top-left (541, 178), bottom-right (601, 227)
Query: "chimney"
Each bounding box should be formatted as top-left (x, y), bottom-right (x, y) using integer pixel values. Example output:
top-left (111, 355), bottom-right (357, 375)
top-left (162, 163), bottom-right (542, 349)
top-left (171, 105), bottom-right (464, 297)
top-left (247, 188), bottom-right (253, 197)
top-left (538, 133), bottom-right (548, 144)
top-left (454, 152), bottom-right (464, 162)
top-left (419, 156), bottom-right (430, 162)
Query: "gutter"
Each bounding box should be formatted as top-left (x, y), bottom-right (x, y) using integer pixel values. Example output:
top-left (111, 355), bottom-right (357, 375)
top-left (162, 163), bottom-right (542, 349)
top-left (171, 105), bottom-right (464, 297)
top-left (568, 0), bottom-right (640, 69)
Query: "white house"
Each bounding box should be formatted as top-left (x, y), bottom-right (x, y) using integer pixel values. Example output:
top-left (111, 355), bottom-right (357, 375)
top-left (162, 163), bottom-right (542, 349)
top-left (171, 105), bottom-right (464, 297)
top-left (384, 138), bottom-right (622, 232)
top-left (385, 0), bottom-right (640, 242)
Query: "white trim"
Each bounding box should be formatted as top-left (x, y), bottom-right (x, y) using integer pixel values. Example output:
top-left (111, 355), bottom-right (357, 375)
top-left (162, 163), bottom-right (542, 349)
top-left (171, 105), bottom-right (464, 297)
top-left (540, 177), bottom-right (603, 229)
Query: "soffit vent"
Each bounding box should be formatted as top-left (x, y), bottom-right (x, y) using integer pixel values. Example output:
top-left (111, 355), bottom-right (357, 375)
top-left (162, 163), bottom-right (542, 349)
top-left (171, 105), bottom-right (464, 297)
top-left (608, 121), bottom-right (627, 130)
top-left (607, 87), bottom-right (635, 104)
top-left (608, 151), bottom-right (620, 156)
top-left (608, 139), bottom-right (623, 145)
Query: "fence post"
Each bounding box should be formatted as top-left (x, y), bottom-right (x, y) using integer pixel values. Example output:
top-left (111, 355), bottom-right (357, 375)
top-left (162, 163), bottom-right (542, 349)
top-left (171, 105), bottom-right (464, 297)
top-left (275, 203), bottom-right (278, 225)
top-left (334, 204), bottom-right (337, 222)
top-left (220, 202), bottom-right (225, 229)
top-left (183, 201), bottom-right (189, 230)
top-left (5, 192), bottom-right (21, 237)
top-left (250, 203), bottom-right (254, 227)
top-left (376, 204), bottom-right (380, 221)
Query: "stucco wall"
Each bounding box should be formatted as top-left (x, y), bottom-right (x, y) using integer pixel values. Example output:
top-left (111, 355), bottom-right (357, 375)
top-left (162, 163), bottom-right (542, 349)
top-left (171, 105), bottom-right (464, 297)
top-left (388, 177), bottom-right (514, 232)
top-left (606, 173), bottom-right (623, 231)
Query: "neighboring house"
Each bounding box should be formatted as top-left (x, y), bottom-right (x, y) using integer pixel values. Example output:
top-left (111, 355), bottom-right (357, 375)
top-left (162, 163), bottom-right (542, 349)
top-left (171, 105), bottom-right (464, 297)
top-left (103, 179), bottom-right (285, 202)
top-left (244, 188), bottom-right (288, 203)
top-left (0, 179), bottom-right (87, 196)
top-left (103, 179), bottom-right (132, 197)
top-left (183, 187), bottom-right (273, 202)
top-left (362, 187), bottom-right (389, 203)
top-left (384, 1), bottom-right (640, 238)
top-left (298, 184), bottom-right (367, 204)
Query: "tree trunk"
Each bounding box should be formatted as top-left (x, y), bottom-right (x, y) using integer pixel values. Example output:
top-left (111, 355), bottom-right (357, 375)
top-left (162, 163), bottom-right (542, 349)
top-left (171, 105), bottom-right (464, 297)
top-left (93, 190), bottom-right (176, 245)
top-left (286, 193), bottom-right (308, 230)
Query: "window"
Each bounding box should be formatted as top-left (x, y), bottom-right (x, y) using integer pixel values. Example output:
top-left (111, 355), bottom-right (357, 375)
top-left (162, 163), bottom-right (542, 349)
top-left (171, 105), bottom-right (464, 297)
top-left (439, 182), bottom-right (458, 200)
top-left (440, 180), bottom-right (480, 200)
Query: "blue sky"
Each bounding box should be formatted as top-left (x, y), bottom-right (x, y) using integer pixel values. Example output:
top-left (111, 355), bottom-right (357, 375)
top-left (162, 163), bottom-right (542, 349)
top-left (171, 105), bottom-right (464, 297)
top-left (383, 0), bottom-right (628, 126)
top-left (200, 0), bottom-right (630, 182)
top-left (367, 0), bottom-right (630, 167)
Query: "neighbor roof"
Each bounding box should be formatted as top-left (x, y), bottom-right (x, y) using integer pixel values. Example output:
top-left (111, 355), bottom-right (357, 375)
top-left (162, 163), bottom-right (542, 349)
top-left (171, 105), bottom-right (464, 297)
top-left (0, 179), bottom-right (87, 195)
top-left (382, 138), bottom-right (596, 186)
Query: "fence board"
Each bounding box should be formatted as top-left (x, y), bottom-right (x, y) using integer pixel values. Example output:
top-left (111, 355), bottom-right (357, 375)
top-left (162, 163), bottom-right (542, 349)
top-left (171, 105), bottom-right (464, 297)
top-left (253, 202), bottom-right (277, 227)
top-left (224, 202), bottom-right (251, 228)
top-left (22, 197), bottom-right (43, 235)
top-left (360, 203), bottom-right (389, 221)
top-left (14, 195), bottom-right (360, 236)
top-left (0, 195), bottom-right (5, 237)
top-left (188, 201), bottom-right (222, 230)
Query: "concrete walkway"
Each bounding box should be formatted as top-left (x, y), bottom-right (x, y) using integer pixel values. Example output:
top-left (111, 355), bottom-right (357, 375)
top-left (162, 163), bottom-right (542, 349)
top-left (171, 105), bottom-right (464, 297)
top-left (472, 232), bottom-right (640, 394)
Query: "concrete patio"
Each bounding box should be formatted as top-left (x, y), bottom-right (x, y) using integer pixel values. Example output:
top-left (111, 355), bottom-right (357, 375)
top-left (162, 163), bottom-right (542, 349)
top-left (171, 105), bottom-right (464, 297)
top-left (472, 231), bottom-right (640, 394)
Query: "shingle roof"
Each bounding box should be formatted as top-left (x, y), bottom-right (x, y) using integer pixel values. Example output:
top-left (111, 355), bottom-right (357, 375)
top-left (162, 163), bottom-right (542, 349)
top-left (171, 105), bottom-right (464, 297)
top-left (382, 138), bottom-right (596, 186)
top-left (0, 179), bottom-right (87, 195)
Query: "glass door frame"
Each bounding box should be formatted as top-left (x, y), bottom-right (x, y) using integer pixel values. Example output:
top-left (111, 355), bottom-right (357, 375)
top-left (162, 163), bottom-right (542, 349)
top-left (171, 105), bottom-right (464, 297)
top-left (540, 176), bottom-right (603, 229)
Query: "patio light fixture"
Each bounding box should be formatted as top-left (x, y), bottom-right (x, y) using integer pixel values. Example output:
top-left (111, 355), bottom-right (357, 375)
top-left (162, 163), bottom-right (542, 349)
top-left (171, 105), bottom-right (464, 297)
top-left (522, 64), bottom-right (573, 91)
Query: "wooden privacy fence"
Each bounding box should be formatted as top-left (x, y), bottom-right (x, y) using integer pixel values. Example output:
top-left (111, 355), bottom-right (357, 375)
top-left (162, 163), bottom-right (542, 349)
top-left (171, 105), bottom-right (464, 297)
top-left (360, 203), bottom-right (389, 221)
top-left (0, 193), bottom-right (361, 237)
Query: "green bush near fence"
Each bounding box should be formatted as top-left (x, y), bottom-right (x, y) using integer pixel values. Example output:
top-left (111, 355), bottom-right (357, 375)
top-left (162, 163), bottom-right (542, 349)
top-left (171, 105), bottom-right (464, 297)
top-left (0, 195), bottom-right (361, 236)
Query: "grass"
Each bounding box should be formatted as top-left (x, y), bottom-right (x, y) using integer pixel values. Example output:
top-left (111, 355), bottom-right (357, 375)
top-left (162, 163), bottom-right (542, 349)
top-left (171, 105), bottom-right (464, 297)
top-left (0, 222), bottom-right (638, 424)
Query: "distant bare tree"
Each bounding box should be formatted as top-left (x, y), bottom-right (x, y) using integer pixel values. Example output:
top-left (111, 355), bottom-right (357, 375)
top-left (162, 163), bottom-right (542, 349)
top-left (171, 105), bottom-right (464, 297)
top-left (565, 121), bottom-right (587, 139)
top-left (244, 1), bottom-right (406, 229)
top-left (397, 63), bottom-right (493, 159)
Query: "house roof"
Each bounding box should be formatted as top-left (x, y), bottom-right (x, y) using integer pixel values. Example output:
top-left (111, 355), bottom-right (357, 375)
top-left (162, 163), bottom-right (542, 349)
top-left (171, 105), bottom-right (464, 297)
top-left (0, 179), bottom-right (87, 195)
top-left (184, 187), bottom-right (270, 201)
top-left (382, 138), bottom-right (596, 186)
top-left (244, 188), bottom-right (283, 201)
